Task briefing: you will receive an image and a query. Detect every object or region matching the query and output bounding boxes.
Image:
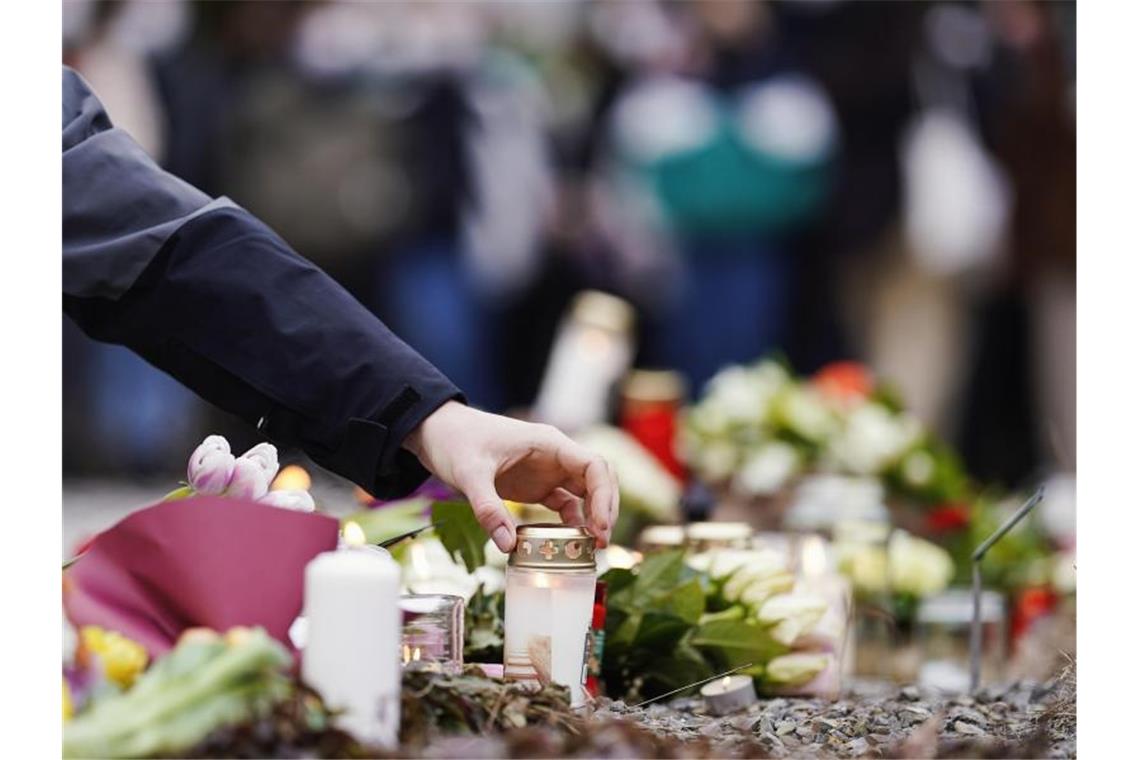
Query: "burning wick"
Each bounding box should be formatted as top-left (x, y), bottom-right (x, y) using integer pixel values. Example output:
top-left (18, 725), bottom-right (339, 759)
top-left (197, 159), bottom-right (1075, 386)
top-left (343, 521), bottom-right (366, 547)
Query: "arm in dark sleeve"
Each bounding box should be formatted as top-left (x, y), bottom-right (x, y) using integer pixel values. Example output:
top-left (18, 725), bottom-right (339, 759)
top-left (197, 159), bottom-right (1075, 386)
top-left (62, 67), bottom-right (462, 497)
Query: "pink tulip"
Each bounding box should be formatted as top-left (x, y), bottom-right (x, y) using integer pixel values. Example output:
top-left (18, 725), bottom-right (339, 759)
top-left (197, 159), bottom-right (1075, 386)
top-left (187, 435), bottom-right (236, 496)
top-left (259, 489), bottom-right (316, 513)
top-left (239, 442), bottom-right (280, 483)
top-left (226, 457), bottom-right (271, 501)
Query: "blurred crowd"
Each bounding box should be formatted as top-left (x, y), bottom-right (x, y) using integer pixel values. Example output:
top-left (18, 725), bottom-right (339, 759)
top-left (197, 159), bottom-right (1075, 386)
top-left (62, 0), bottom-right (1075, 491)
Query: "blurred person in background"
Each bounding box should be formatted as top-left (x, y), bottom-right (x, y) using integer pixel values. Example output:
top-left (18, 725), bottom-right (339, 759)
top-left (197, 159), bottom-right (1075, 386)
top-left (60, 0), bottom-right (1074, 501)
top-left (592, 0), bottom-right (838, 389)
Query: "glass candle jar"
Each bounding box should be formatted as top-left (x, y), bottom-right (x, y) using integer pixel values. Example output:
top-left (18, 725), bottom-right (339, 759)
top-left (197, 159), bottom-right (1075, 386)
top-left (916, 589), bottom-right (1006, 693)
top-left (503, 524), bottom-right (597, 706)
top-left (399, 594), bottom-right (465, 674)
top-left (685, 521), bottom-right (753, 552)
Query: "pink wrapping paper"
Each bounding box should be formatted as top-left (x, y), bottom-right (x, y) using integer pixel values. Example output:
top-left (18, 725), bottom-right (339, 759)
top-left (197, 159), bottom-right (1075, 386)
top-left (63, 496), bottom-right (340, 657)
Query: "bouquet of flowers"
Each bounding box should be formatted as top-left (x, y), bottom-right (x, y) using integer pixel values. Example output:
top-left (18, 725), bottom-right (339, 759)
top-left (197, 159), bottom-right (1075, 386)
top-left (680, 358), bottom-right (968, 507)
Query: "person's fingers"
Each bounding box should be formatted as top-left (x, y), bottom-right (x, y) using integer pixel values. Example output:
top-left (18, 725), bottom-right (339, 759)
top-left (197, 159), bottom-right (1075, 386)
top-left (606, 460), bottom-right (620, 535)
top-left (546, 437), bottom-right (615, 547)
top-left (583, 456), bottom-right (617, 547)
top-left (457, 469), bottom-right (516, 552)
top-left (542, 488), bottom-right (586, 526)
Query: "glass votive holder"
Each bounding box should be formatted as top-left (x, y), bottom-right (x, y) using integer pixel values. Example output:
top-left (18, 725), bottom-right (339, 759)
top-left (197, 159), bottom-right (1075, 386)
top-left (916, 589), bottom-right (1006, 693)
top-left (685, 521), bottom-right (752, 552)
top-left (400, 594), bottom-right (465, 674)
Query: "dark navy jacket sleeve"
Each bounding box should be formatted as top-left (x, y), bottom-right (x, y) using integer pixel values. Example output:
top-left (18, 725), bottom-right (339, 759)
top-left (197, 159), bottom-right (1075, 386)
top-left (62, 67), bottom-right (463, 498)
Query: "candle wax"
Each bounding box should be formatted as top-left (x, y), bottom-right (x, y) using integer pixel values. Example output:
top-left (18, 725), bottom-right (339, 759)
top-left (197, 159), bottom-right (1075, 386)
top-left (503, 567), bottom-right (595, 706)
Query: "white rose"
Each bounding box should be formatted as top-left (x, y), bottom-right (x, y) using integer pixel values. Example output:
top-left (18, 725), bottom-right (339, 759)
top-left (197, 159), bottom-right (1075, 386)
top-left (697, 441), bottom-right (740, 483)
top-left (703, 362), bottom-right (789, 425)
top-left (836, 543), bottom-right (890, 596)
top-left (888, 530), bottom-right (955, 597)
top-left (827, 403), bottom-right (922, 475)
top-left (733, 442), bottom-right (801, 496)
top-left (901, 449), bottom-right (936, 488)
top-left (774, 386), bottom-right (836, 443)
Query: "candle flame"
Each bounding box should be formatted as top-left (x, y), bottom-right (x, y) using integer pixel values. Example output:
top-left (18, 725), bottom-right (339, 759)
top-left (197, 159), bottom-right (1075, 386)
top-left (343, 521), bottom-right (366, 547)
top-left (578, 326), bottom-right (613, 358)
top-left (413, 647), bottom-right (421, 662)
top-left (801, 534), bottom-right (828, 578)
top-left (271, 464), bottom-right (311, 492)
top-left (721, 676), bottom-right (731, 688)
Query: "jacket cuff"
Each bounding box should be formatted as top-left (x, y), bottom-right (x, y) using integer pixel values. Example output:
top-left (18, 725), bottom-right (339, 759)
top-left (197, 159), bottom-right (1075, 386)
top-left (369, 381), bottom-right (465, 499)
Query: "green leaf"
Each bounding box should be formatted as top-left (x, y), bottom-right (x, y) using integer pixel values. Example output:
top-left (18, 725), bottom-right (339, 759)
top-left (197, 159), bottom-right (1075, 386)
top-left (652, 578), bottom-right (706, 625)
top-left (431, 501), bottom-right (489, 573)
top-left (609, 611), bottom-right (641, 649)
top-left (691, 618), bottom-right (789, 669)
top-left (633, 549), bottom-right (686, 596)
top-left (600, 567), bottom-right (637, 610)
top-left (161, 485), bottom-right (195, 502)
top-left (634, 611), bottom-right (691, 649)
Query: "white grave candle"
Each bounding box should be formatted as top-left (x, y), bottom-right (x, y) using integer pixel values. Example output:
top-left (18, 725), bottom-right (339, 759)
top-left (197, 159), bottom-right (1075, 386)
top-left (503, 524), bottom-right (597, 706)
top-left (533, 291), bottom-right (634, 433)
top-left (301, 547), bottom-right (401, 747)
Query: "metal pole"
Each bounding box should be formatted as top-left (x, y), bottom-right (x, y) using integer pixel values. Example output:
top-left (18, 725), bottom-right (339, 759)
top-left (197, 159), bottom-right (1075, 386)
top-left (970, 486), bottom-right (1045, 693)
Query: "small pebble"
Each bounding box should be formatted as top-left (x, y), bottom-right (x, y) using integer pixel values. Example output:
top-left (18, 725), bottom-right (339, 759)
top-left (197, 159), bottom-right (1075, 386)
top-left (954, 720), bottom-right (987, 736)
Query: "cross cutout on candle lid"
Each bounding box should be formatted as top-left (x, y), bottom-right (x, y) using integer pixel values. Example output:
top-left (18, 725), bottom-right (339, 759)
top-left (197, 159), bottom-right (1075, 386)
top-left (539, 540), bottom-right (558, 560)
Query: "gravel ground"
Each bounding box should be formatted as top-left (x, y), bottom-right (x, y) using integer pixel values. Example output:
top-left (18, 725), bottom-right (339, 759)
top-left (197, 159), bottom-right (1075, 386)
top-left (590, 677), bottom-right (1076, 759)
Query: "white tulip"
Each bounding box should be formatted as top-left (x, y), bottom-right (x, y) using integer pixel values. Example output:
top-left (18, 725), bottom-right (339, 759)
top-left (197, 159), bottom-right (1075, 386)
top-left (765, 653), bottom-right (831, 686)
top-left (757, 593), bottom-right (828, 646)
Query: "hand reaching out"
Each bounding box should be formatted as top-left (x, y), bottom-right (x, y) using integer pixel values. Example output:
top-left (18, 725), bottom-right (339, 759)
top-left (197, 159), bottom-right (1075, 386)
top-left (403, 401), bottom-right (619, 552)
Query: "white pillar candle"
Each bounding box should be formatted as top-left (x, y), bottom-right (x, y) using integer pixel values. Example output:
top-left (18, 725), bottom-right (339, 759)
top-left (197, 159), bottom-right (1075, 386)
top-left (301, 548), bottom-right (401, 747)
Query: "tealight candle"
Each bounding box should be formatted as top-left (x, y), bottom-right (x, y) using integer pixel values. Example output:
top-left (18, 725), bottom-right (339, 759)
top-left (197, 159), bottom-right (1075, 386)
top-left (701, 674), bottom-right (757, 715)
top-left (503, 524), bottom-right (597, 706)
top-left (301, 548), bottom-right (401, 747)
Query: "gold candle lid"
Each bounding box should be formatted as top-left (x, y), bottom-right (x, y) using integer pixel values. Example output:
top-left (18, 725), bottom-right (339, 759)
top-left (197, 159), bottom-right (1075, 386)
top-left (510, 524), bottom-right (597, 570)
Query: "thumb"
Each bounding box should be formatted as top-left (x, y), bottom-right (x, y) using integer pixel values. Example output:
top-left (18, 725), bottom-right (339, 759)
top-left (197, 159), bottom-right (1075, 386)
top-left (460, 475), bottom-right (516, 553)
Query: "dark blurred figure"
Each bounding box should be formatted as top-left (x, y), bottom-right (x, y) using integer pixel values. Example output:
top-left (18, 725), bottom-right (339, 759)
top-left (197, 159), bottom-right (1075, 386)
top-left (958, 1), bottom-right (1076, 484)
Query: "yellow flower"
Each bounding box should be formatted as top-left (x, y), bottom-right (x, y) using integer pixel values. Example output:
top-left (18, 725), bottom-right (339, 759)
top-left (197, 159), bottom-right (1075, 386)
top-left (63, 679), bottom-right (73, 722)
top-left (80, 626), bottom-right (149, 688)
